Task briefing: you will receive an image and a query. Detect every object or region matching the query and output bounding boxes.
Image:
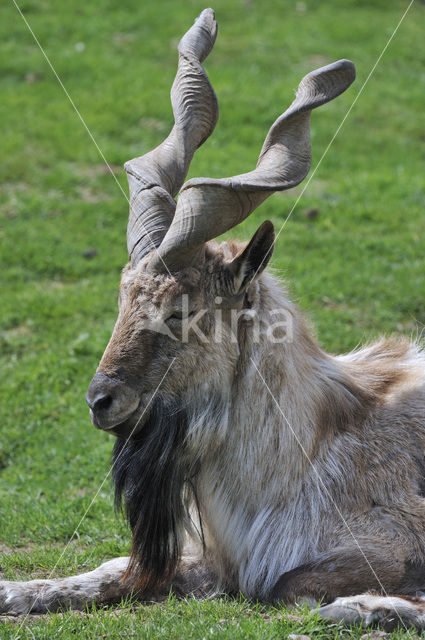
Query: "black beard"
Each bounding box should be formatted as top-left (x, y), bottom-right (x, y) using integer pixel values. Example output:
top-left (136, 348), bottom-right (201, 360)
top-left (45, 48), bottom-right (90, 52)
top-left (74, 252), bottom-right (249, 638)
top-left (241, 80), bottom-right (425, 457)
top-left (112, 397), bottom-right (192, 592)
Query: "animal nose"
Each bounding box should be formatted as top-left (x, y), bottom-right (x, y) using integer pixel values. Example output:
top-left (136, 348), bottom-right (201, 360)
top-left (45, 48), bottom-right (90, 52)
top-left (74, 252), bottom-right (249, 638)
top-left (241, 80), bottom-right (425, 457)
top-left (86, 372), bottom-right (140, 432)
top-left (86, 373), bottom-right (117, 415)
top-left (87, 391), bottom-right (113, 413)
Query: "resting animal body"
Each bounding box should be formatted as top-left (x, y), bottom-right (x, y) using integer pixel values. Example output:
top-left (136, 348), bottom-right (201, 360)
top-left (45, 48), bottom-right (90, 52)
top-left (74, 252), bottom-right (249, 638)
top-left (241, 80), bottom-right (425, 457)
top-left (1, 9), bottom-right (425, 629)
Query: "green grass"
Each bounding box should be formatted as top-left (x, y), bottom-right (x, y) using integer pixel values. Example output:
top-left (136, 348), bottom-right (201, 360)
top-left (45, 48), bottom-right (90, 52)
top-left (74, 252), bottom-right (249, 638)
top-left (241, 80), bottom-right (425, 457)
top-left (3, 597), bottom-right (421, 640)
top-left (0, 0), bottom-right (424, 637)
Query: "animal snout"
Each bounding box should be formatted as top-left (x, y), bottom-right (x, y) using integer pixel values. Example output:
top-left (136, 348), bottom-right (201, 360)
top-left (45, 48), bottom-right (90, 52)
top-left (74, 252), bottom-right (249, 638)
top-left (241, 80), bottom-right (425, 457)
top-left (86, 372), bottom-right (140, 431)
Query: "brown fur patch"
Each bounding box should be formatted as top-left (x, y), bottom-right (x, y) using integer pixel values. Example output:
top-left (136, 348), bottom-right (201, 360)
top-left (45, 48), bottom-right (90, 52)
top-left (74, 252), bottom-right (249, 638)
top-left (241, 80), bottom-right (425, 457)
top-left (314, 337), bottom-right (418, 446)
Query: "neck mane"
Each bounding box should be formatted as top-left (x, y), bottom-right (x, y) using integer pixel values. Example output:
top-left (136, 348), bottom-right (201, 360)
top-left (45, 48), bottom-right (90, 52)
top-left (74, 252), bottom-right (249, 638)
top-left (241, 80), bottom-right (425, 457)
top-left (235, 271), bottom-right (408, 453)
top-left (113, 269), bottom-right (416, 593)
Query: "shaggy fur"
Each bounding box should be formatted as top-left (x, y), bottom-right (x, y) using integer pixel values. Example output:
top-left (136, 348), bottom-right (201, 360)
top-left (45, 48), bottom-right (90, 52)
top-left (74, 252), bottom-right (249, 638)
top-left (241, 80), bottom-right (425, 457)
top-left (112, 398), bottom-right (191, 592)
top-left (6, 8), bottom-right (424, 629)
top-left (1, 239), bottom-right (424, 629)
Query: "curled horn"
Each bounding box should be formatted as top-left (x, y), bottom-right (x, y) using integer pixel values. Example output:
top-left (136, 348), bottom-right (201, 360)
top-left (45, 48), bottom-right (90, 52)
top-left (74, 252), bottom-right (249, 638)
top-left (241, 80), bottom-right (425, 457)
top-left (149, 59), bottom-right (356, 273)
top-left (125, 8), bottom-right (219, 266)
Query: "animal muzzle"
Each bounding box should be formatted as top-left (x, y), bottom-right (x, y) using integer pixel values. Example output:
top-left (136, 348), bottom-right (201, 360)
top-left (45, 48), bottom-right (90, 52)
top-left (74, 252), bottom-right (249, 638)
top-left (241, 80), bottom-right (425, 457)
top-left (86, 372), bottom-right (140, 433)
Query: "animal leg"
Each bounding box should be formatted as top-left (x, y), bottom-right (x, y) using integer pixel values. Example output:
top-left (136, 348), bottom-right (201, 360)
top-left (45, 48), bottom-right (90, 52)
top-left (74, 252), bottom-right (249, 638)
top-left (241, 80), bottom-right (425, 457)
top-left (270, 547), bottom-right (406, 604)
top-left (270, 546), bottom-right (425, 628)
top-left (319, 594), bottom-right (425, 630)
top-left (0, 545), bottom-right (216, 614)
top-left (0, 557), bottom-right (130, 614)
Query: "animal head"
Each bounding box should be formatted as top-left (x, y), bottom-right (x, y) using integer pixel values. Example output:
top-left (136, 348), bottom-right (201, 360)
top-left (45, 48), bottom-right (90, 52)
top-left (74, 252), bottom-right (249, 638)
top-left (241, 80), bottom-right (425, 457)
top-left (86, 8), bottom-right (355, 439)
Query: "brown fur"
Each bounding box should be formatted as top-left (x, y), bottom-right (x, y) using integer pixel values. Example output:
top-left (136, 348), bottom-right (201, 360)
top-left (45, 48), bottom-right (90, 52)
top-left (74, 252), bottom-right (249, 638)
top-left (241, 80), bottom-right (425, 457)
top-left (1, 237), bottom-right (424, 622)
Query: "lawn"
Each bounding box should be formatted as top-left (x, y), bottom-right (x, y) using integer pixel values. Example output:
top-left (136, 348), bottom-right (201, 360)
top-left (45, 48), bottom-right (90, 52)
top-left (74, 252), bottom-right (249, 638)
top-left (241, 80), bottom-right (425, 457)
top-left (0, 0), bottom-right (424, 637)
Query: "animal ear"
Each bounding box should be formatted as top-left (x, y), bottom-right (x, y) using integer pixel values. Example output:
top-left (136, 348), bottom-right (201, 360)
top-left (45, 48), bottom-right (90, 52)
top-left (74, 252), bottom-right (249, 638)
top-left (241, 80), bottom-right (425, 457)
top-left (230, 220), bottom-right (275, 293)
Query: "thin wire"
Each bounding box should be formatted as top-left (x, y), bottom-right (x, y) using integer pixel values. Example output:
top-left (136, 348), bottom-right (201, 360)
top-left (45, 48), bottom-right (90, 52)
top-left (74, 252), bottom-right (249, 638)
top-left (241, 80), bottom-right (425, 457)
top-left (11, 0), bottom-right (173, 278)
top-left (249, 0), bottom-right (416, 285)
top-left (14, 358), bottom-right (176, 636)
top-left (9, 0), bottom-right (416, 632)
top-left (250, 357), bottom-right (409, 632)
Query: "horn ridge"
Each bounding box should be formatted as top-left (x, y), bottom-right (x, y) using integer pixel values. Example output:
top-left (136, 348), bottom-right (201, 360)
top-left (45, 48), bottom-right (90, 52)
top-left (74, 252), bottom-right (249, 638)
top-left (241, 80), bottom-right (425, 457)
top-left (125, 8), bottom-right (219, 266)
top-left (149, 59), bottom-right (355, 272)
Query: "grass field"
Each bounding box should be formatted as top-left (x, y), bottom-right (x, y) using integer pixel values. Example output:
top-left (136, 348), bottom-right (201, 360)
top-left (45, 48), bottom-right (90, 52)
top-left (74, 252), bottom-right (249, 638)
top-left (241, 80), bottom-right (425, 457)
top-left (0, 0), bottom-right (424, 637)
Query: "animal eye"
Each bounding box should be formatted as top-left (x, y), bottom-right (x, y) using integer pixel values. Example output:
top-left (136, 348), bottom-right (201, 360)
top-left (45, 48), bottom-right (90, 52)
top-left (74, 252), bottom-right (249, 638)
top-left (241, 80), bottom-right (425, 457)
top-left (169, 311), bottom-right (184, 320)
top-left (168, 310), bottom-right (196, 321)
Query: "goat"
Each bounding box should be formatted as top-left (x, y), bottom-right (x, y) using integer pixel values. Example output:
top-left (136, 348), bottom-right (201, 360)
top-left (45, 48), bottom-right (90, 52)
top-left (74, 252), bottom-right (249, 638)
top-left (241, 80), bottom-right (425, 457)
top-left (1, 9), bottom-right (425, 629)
